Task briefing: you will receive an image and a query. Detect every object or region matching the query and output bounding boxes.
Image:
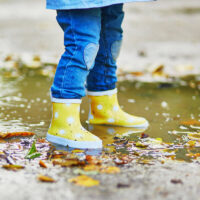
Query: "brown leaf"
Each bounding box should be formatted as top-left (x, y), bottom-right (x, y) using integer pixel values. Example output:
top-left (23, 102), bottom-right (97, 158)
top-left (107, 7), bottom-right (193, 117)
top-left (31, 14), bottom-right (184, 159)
top-left (86, 155), bottom-right (102, 165)
top-left (0, 132), bottom-right (35, 139)
top-left (38, 175), bottom-right (56, 183)
top-left (141, 133), bottom-right (149, 139)
top-left (2, 164), bottom-right (25, 171)
top-left (52, 158), bottom-right (85, 167)
top-left (130, 72), bottom-right (144, 76)
top-left (39, 160), bottom-right (47, 168)
top-left (170, 179), bottom-right (183, 184)
top-left (117, 183), bottom-right (131, 188)
top-left (180, 120), bottom-right (200, 126)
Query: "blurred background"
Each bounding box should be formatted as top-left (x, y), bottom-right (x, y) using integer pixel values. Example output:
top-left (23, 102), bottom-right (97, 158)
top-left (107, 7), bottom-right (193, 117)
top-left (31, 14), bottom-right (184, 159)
top-left (0, 0), bottom-right (200, 76)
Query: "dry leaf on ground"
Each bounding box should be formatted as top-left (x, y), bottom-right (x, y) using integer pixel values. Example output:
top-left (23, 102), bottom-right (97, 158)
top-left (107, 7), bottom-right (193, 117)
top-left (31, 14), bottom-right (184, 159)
top-left (68, 175), bottom-right (99, 187)
top-left (2, 164), bottom-right (25, 171)
top-left (100, 166), bottom-right (120, 174)
top-left (39, 160), bottom-right (47, 168)
top-left (38, 175), bottom-right (56, 183)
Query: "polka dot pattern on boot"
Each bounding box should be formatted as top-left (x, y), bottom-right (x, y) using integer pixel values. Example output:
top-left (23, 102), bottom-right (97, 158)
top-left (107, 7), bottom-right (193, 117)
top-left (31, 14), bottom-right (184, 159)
top-left (97, 104), bottom-right (103, 110)
top-left (67, 117), bottom-right (74, 124)
top-left (128, 117), bottom-right (135, 123)
top-left (108, 118), bottom-right (115, 123)
top-left (59, 129), bottom-right (65, 135)
top-left (75, 133), bottom-right (82, 139)
top-left (55, 112), bottom-right (59, 118)
top-left (113, 105), bottom-right (119, 111)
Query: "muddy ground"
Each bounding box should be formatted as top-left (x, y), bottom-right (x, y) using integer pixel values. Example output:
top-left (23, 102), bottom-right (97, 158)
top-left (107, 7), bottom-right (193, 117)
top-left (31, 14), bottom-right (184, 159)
top-left (0, 0), bottom-right (200, 200)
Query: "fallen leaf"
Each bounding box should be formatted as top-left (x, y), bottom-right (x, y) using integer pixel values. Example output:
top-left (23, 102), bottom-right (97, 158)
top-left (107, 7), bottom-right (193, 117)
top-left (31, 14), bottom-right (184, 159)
top-left (188, 133), bottom-right (200, 141)
top-left (100, 166), bottom-right (120, 174)
top-left (185, 140), bottom-right (196, 147)
top-left (117, 183), bottom-right (131, 188)
top-left (39, 160), bottom-right (47, 168)
top-left (71, 149), bottom-right (84, 153)
top-left (83, 164), bottom-right (100, 171)
top-left (86, 155), bottom-right (102, 165)
top-left (141, 133), bottom-right (149, 139)
top-left (68, 175), bottom-right (99, 187)
top-left (135, 141), bottom-right (148, 148)
top-left (52, 158), bottom-right (85, 167)
top-left (2, 164), bottom-right (24, 171)
top-left (73, 168), bottom-right (99, 176)
top-left (25, 140), bottom-right (41, 159)
top-left (0, 132), bottom-right (35, 139)
top-left (181, 120), bottom-right (200, 126)
top-left (170, 179), bottom-right (183, 184)
top-left (38, 175), bottom-right (55, 183)
top-left (130, 72), bottom-right (144, 76)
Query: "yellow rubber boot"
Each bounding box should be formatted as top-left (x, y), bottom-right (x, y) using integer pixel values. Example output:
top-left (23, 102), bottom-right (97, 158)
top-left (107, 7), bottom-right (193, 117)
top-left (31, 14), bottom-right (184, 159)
top-left (46, 99), bottom-right (102, 149)
top-left (87, 89), bottom-right (149, 128)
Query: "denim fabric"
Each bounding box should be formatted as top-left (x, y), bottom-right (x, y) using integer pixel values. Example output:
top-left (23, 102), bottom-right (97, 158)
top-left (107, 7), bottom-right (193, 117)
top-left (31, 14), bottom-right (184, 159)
top-left (46, 0), bottom-right (155, 10)
top-left (51, 4), bottom-right (124, 99)
top-left (86, 5), bottom-right (124, 92)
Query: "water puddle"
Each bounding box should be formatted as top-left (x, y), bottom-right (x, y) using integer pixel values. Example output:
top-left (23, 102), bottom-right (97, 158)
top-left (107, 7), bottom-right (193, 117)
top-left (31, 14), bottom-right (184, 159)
top-left (0, 65), bottom-right (200, 165)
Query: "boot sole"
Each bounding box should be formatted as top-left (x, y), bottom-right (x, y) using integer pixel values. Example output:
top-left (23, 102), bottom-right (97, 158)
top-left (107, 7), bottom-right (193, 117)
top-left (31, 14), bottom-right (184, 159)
top-left (46, 133), bottom-right (102, 149)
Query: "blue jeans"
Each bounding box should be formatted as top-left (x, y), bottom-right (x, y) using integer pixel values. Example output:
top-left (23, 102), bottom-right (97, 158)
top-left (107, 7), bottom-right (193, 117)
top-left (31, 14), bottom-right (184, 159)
top-left (51, 4), bottom-right (124, 99)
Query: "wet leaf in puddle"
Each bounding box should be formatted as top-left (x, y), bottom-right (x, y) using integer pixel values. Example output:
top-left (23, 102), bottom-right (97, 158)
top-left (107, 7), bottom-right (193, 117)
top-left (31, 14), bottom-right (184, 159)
top-left (38, 175), bottom-right (56, 183)
top-left (2, 164), bottom-right (25, 171)
top-left (25, 152), bottom-right (41, 159)
top-left (86, 155), bottom-right (102, 165)
top-left (52, 158), bottom-right (85, 167)
top-left (71, 149), bottom-right (85, 153)
top-left (68, 175), bottom-right (99, 187)
top-left (188, 133), bottom-right (200, 141)
top-left (0, 132), bottom-right (35, 139)
top-left (185, 140), bottom-right (196, 147)
top-left (25, 140), bottom-right (41, 159)
top-left (181, 120), bottom-right (200, 126)
top-left (186, 153), bottom-right (200, 158)
top-left (135, 141), bottom-right (149, 148)
top-left (141, 133), bottom-right (149, 139)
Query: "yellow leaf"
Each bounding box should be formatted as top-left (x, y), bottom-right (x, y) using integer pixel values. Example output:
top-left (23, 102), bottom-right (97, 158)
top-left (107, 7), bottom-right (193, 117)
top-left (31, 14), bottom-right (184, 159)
top-left (2, 164), bottom-right (24, 171)
top-left (38, 175), bottom-right (55, 183)
top-left (135, 141), bottom-right (148, 148)
top-left (188, 133), bottom-right (200, 141)
top-left (71, 149), bottom-right (84, 153)
top-left (185, 140), bottom-right (196, 147)
top-left (68, 175), bottom-right (99, 187)
top-left (83, 164), bottom-right (100, 171)
top-left (100, 166), bottom-right (120, 174)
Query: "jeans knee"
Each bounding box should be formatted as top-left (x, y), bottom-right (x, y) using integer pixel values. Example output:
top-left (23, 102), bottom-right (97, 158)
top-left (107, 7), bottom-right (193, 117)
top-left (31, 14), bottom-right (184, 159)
top-left (84, 43), bottom-right (99, 70)
top-left (111, 40), bottom-right (122, 62)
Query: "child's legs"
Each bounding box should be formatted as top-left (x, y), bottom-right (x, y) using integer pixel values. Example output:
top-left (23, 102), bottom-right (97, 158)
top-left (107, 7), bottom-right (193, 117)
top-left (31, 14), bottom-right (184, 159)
top-left (86, 4), bottom-right (124, 91)
top-left (51, 9), bottom-right (101, 99)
